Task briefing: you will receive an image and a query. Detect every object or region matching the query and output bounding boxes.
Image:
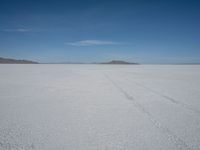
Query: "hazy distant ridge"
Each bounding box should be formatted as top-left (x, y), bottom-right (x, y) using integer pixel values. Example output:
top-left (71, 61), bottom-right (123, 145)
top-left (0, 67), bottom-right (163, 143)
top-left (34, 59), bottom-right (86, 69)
top-left (0, 57), bottom-right (38, 64)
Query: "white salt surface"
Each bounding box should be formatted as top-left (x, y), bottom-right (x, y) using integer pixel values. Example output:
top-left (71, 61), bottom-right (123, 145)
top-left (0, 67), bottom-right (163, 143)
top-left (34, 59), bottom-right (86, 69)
top-left (0, 64), bottom-right (200, 150)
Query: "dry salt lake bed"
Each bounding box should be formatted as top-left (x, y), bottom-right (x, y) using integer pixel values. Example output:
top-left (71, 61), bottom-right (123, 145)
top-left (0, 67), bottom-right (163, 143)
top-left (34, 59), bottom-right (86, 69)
top-left (0, 64), bottom-right (200, 150)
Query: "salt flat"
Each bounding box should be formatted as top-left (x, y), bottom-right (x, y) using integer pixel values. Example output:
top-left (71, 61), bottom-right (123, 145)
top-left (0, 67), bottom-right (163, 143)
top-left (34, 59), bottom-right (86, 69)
top-left (0, 64), bottom-right (200, 150)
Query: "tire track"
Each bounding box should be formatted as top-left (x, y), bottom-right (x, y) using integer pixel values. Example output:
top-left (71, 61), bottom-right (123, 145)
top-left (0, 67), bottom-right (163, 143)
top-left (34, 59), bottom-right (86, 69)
top-left (104, 74), bottom-right (194, 150)
top-left (124, 78), bottom-right (200, 116)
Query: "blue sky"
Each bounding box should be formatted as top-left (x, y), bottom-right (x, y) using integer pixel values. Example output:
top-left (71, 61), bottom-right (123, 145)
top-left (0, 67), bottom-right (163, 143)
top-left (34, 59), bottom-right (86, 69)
top-left (0, 0), bottom-right (200, 63)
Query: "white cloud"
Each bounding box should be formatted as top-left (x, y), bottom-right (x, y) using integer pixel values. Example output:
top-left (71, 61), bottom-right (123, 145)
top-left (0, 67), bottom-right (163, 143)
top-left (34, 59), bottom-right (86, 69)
top-left (2, 28), bottom-right (31, 32)
top-left (65, 40), bottom-right (120, 46)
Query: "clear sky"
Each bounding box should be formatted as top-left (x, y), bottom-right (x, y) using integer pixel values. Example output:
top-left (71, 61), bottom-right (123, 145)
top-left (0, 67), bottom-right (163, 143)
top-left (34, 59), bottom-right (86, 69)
top-left (0, 0), bottom-right (200, 63)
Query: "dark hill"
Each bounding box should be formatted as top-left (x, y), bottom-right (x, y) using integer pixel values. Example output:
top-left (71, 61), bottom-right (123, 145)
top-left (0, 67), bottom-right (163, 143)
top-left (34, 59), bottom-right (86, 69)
top-left (101, 60), bottom-right (138, 65)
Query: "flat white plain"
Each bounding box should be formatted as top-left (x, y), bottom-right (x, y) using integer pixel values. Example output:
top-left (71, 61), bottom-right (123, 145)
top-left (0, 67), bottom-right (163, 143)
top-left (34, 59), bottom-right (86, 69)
top-left (0, 64), bottom-right (200, 150)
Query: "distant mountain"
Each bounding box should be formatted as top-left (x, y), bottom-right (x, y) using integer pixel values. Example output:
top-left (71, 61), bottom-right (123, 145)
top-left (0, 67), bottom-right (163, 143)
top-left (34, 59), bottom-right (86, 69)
top-left (0, 57), bottom-right (38, 64)
top-left (101, 60), bottom-right (138, 65)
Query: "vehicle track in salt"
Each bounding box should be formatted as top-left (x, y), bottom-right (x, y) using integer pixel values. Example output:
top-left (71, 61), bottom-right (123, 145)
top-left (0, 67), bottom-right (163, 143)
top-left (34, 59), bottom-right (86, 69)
top-left (123, 77), bottom-right (200, 116)
top-left (104, 73), bottom-right (195, 150)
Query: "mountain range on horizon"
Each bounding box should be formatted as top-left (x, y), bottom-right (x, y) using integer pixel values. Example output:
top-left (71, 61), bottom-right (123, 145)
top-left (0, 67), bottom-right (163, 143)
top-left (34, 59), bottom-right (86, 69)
top-left (0, 57), bottom-right (139, 64)
top-left (1, 56), bottom-right (200, 65)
